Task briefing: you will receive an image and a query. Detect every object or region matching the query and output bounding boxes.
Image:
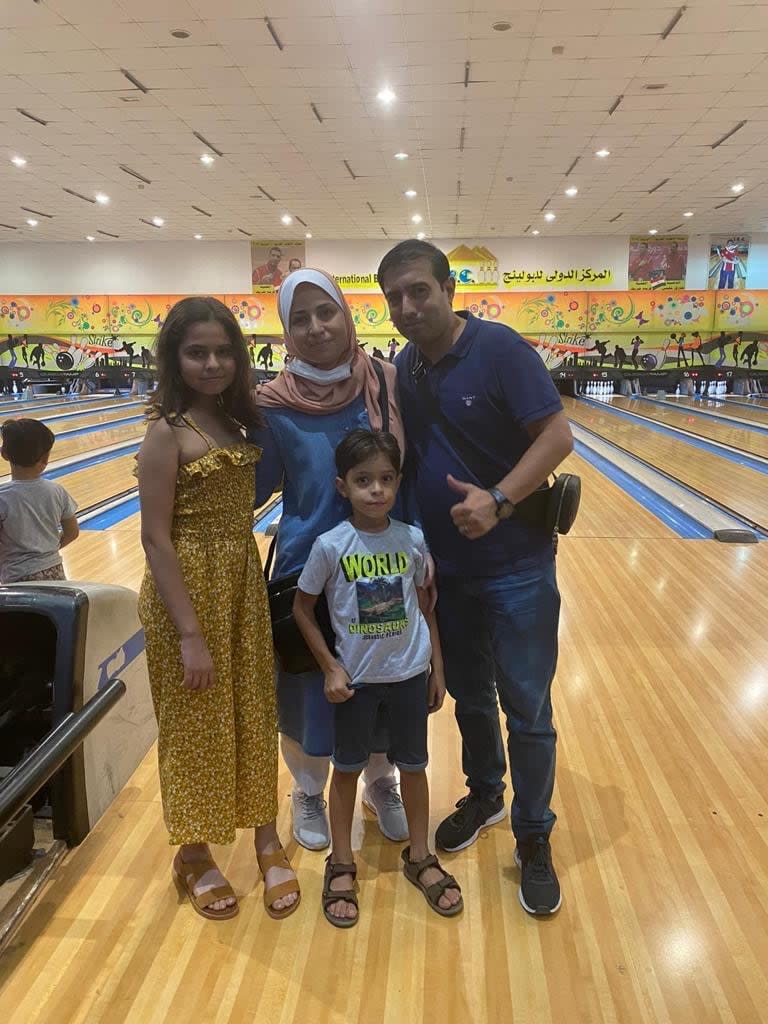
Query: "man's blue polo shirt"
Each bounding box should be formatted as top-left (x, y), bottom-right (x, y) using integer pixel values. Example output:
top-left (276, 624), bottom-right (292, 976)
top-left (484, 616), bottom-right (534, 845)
top-left (396, 311), bottom-right (563, 578)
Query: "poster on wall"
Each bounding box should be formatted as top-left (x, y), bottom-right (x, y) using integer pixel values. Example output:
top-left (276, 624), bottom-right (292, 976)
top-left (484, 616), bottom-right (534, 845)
top-left (628, 236), bottom-right (688, 290)
top-left (251, 240), bottom-right (305, 292)
top-left (708, 235), bottom-right (749, 290)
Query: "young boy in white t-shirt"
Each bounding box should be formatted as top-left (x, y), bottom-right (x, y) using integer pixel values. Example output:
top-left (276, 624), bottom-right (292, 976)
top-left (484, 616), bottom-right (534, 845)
top-left (0, 418), bottom-right (78, 583)
top-left (294, 428), bottom-right (463, 928)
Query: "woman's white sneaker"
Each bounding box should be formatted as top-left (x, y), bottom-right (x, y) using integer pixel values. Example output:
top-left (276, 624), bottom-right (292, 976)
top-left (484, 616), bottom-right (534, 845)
top-left (291, 789), bottom-right (331, 850)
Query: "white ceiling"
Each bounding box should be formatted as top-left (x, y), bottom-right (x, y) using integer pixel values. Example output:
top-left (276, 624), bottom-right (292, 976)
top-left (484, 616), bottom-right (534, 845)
top-left (1, 0), bottom-right (767, 243)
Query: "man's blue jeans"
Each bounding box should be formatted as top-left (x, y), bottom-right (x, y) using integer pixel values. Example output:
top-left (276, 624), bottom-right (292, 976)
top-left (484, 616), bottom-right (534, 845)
top-left (436, 560), bottom-right (560, 840)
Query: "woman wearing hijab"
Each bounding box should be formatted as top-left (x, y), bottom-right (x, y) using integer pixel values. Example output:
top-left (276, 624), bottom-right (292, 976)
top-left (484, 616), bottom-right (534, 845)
top-left (252, 268), bottom-right (410, 851)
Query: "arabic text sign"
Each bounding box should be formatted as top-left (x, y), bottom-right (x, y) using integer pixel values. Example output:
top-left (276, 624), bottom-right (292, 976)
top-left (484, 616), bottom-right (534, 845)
top-left (502, 268), bottom-right (613, 288)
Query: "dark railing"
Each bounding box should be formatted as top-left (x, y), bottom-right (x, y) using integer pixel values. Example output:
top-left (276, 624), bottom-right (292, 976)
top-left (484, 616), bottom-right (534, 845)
top-left (0, 677), bottom-right (126, 833)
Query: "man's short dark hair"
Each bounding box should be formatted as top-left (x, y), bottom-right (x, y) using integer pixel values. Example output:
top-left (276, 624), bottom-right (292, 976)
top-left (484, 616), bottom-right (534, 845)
top-left (1, 418), bottom-right (55, 467)
top-left (377, 239), bottom-right (451, 290)
top-left (335, 428), bottom-right (401, 478)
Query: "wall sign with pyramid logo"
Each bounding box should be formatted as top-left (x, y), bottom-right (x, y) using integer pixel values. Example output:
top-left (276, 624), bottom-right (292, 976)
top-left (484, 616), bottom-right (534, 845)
top-left (446, 243), bottom-right (612, 290)
top-left (446, 244), bottom-right (501, 287)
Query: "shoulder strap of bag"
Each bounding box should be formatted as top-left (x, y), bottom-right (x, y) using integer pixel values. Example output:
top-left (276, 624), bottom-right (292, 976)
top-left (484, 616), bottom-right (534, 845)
top-left (416, 370), bottom-right (554, 493)
top-left (264, 533), bottom-right (276, 580)
top-left (416, 371), bottom-right (507, 488)
top-left (371, 358), bottom-right (390, 434)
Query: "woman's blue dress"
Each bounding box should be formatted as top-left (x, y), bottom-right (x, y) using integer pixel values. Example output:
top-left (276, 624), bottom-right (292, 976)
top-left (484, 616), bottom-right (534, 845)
top-left (251, 396), bottom-right (404, 755)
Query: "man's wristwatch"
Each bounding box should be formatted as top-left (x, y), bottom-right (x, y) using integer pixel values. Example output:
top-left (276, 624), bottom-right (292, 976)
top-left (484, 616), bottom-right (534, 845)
top-left (488, 486), bottom-right (516, 520)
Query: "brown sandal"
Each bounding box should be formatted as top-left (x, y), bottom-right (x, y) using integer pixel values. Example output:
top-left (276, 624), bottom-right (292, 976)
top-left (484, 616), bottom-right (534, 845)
top-left (172, 851), bottom-right (239, 921)
top-left (322, 856), bottom-right (359, 929)
top-left (401, 846), bottom-right (463, 918)
top-left (257, 846), bottom-right (301, 920)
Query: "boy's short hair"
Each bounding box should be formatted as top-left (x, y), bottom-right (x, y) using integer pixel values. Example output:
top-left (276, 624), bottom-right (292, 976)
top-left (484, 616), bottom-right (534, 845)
top-left (335, 429), bottom-right (401, 478)
top-left (1, 418), bottom-right (56, 467)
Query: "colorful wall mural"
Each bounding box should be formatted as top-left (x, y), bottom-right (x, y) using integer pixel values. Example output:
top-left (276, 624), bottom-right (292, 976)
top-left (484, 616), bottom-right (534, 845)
top-left (2, 288), bottom-right (767, 374)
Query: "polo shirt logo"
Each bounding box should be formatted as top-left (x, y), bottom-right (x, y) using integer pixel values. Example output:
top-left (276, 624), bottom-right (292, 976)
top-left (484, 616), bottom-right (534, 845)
top-left (461, 394), bottom-right (476, 406)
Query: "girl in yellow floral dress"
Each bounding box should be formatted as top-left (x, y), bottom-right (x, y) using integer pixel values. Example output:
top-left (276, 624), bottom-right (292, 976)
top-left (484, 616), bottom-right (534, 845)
top-left (137, 296), bottom-right (299, 921)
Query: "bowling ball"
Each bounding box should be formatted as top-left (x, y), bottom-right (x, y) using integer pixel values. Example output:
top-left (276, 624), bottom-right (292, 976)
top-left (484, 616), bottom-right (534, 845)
top-left (56, 351), bottom-right (74, 370)
top-left (641, 353), bottom-right (657, 370)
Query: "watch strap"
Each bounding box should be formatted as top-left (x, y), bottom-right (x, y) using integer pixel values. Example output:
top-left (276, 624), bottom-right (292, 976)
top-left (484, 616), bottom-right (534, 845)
top-left (488, 487), bottom-right (514, 518)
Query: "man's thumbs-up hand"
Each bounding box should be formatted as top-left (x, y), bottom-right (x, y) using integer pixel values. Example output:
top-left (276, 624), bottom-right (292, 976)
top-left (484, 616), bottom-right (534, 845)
top-left (447, 474), bottom-right (498, 539)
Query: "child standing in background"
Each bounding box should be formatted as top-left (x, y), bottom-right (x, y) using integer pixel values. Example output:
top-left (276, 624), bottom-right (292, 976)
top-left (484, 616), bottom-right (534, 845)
top-left (0, 419), bottom-right (78, 584)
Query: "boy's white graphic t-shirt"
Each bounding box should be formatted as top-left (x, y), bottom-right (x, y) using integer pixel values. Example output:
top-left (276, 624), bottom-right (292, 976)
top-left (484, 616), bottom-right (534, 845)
top-left (0, 478), bottom-right (77, 583)
top-left (298, 518), bottom-right (431, 685)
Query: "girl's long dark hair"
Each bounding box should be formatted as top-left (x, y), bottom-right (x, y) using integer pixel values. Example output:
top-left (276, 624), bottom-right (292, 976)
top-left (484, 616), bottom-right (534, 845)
top-left (147, 296), bottom-right (263, 430)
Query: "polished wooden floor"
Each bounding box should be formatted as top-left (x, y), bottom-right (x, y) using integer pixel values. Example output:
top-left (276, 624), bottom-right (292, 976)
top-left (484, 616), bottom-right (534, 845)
top-left (1, 395), bottom-right (767, 1024)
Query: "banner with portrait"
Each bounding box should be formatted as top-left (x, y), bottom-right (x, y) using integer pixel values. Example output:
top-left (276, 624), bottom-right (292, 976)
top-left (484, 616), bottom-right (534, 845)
top-left (628, 236), bottom-right (687, 290)
top-left (708, 235), bottom-right (749, 290)
top-left (251, 240), bottom-right (306, 292)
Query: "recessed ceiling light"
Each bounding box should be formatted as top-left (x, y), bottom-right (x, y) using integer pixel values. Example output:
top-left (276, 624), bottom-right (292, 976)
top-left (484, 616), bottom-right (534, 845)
top-left (411, 213), bottom-right (423, 224)
top-left (11, 156), bottom-right (27, 167)
top-left (152, 216), bottom-right (164, 226)
top-left (565, 186), bottom-right (578, 197)
top-left (404, 189), bottom-right (417, 198)
top-left (171, 29), bottom-right (191, 39)
top-left (86, 235), bottom-right (95, 241)
top-left (416, 232), bottom-right (426, 240)
top-left (95, 192), bottom-right (110, 204)
top-left (200, 154), bottom-right (215, 166)
top-left (26, 218), bottom-right (38, 226)
top-left (532, 229), bottom-right (540, 235)
top-left (377, 86), bottom-right (396, 105)
top-left (194, 234), bottom-right (202, 240)
top-left (731, 182), bottom-right (744, 193)
top-left (394, 152), bottom-right (409, 160)
top-left (595, 148), bottom-right (610, 158)
top-left (648, 228), bottom-right (658, 235)
top-left (544, 211), bottom-right (556, 221)
top-left (492, 21), bottom-right (511, 32)
top-left (305, 232), bottom-right (312, 239)
top-left (683, 210), bottom-right (694, 217)
top-left (281, 214), bottom-right (293, 225)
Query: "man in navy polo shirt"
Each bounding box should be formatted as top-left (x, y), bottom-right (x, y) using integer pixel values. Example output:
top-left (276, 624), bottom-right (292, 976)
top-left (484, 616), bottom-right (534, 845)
top-left (378, 240), bottom-right (573, 916)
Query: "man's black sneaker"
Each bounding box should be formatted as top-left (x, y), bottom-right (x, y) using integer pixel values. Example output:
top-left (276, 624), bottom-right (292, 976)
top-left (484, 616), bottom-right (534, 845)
top-left (435, 793), bottom-right (506, 852)
top-left (514, 834), bottom-right (562, 915)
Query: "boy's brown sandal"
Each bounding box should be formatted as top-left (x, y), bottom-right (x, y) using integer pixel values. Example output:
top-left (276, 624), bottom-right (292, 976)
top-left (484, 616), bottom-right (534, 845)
top-left (322, 856), bottom-right (359, 929)
top-left (401, 846), bottom-right (463, 917)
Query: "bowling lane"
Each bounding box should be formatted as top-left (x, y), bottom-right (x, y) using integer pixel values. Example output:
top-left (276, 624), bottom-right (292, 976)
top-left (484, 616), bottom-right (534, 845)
top-left (105, 450), bottom-right (674, 545)
top-left (564, 397), bottom-right (768, 530)
top-left (726, 395), bottom-right (768, 408)
top-left (0, 394), bottom-right (109, 415)
top-left (45, 401), bottom-right (145, 433)
top-left (666, 395), bottom-right (768, 428)
top-left (0, 417), bottom-right (146, 479)
top-left (68, 496), bottom-right (280, 588)
top-left (0, 395), bottom-right (132, 419)
top-left (48, 419), bottom-right (146, 462)
top-left (609, 395), bottom-right (768, 459)
top-left (58, 451), bottom-right (138, 511)
top-left (560, 451), bottom-right (676, 538)
top-left (68, 443), bottom-right (677, 592)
